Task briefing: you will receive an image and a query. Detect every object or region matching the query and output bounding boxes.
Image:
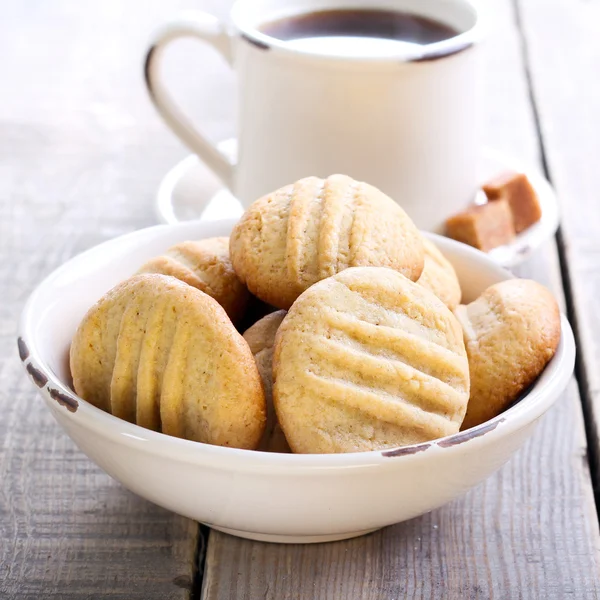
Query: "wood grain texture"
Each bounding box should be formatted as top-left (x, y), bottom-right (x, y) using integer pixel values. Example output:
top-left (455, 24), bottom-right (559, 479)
top-left (514, 0), bottom-right (600, 490)
top-left (200, 1), bottom-right (600, 598)
top-left (2, 0), bottom-right (599, 598)
top-left (0, 0), bottom-right (231, 597)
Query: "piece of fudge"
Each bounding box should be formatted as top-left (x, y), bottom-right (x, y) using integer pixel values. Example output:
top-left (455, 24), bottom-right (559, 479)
top-left (483, 171), bottom-right (542, 233)
top-left (445, 199), bottom-right (516, 252)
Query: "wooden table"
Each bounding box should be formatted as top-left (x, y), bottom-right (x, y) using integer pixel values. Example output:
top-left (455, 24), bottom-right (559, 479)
top-left (2, 1), bottom-right (600, 598)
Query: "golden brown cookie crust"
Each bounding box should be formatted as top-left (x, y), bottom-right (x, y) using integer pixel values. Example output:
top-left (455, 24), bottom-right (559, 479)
top-left (70, 274), bottom-right (265, 449)
top-left (230, 175), bottom-right (425, 310)
top-left (456, 279), bottom-right (561, 430)
top-left (417, 238), bottom-right (462, 311)
top-left (243, 311), bottom-right (290, 453)
top-left (273, 267), bottom-right (469, 453)
top-left (138, 237), bottom-right (249, 323)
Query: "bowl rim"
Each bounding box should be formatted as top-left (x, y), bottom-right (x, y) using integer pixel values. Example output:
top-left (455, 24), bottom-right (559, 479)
top-left (18, 220), bottom-right (576, 469)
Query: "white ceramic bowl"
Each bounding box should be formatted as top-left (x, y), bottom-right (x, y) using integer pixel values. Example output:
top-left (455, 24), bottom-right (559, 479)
top-left (19, 219), bottom-right (575, 544)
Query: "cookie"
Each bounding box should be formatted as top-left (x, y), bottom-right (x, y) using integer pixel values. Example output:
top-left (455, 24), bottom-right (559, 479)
top-left (417, 238), bottom-right (461, 310)
top-left (138, 237), bottom-right (249, 323)
top-left (230, 175), bottom-right (424, 310)
top-left (455, 279), bottom-right (561, 430)
top-left (70, 274), bottom-right (266, 449)
top-left (273, 267), bottom-right (470, 453)
top-left (243, 311), bottom-right (290, 453)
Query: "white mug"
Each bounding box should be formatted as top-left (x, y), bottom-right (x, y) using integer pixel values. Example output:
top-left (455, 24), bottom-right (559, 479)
top-left (145, 0), bottom-right (484, 232)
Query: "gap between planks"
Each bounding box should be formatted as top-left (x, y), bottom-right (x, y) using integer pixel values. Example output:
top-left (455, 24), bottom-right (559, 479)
top-left (197, 0), bottom-right (600, 597)
top-left (511, 0), bottom-right (600, 516)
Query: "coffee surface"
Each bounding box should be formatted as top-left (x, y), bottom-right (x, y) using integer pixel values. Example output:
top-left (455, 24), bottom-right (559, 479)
top-left (260, 9), bottom-right (459, 54)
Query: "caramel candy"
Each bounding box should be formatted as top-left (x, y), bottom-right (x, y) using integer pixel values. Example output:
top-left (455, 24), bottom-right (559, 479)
top-left (483, 171), bottom-right (542, 233)
top-left (445, 199), bottom-right (516, 252)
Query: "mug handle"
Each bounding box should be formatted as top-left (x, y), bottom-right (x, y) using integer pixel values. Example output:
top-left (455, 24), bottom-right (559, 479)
top-left (144, 11), bottom-right (235, 189)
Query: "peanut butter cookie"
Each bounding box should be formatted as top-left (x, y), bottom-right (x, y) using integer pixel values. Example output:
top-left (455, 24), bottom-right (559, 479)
top-left (243, 311), bottom-right (290, 453)
top-left (70, 274), bottom-right (265, 449)
top-left (417, 238), bottom-right (461, 311)
top-left (273, 267), bottom-right (469, 453)
top-left (455, 279), bottom-right (561, 430)
top-left (138, 237), bottom-right (249, 323)
top-left (230, 175), bottom-right (424, 309)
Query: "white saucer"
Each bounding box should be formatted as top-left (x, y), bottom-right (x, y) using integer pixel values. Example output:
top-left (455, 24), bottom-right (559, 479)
top-left (155, 145), bottom-right (559, 268)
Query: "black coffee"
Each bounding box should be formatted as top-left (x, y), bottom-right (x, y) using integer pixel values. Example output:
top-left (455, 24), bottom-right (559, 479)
top-left (260, 9), bottom-right (459, 49)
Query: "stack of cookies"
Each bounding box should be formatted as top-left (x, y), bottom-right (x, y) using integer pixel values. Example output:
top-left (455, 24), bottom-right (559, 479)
top-left (70, 174), bottom-right (561, 454)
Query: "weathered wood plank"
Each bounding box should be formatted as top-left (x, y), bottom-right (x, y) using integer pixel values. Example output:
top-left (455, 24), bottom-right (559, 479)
top-left (2, 0), bottom-right (599, 597)
top-left (0, 1), bottom-right (226, 597)
top-left (515, 0), bottom-right (600, 490)
top-left (200, 1), bottom-right (600, 598)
